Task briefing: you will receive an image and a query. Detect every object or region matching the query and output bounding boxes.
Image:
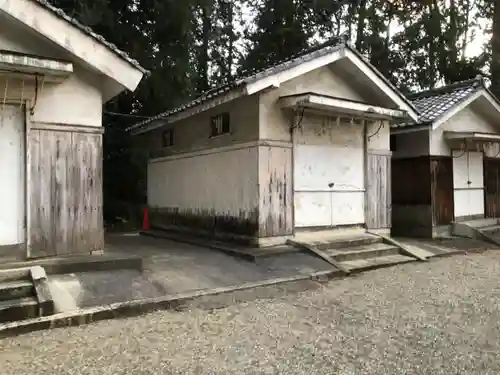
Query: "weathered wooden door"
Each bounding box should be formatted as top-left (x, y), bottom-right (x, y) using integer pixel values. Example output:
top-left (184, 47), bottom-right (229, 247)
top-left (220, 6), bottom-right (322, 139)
top-left (0, 105), bottom-right (25, 248)
top-left (430, 157), bottom-right (454, 225)
top-left (484, 157), bottom-right (500, 218)
top-left (452, 150), bottom-right (484, 220)
top-left (27, 128), bottom-right (103, 258)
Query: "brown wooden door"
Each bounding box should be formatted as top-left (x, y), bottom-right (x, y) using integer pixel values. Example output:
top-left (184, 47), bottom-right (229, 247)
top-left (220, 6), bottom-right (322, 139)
top-left (484, 157), bottom-right (500, 218)
top-left (430, 157), bottom-right (454, 225)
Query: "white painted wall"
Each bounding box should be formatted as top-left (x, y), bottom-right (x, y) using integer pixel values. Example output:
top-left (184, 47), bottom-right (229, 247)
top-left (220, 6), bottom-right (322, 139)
top-left (145, 95), bottom-right (260, 225)
top-left (259, 65), bottom-right (365, 141)
top-left (367, 120), bottom-right (390, 151)
top-left (0, 13), bottom-right (67, 59)
top-left (148, 145), bottom-right (259, 220)
top-left (0, 23), bottom-right (103, 127)
top-left (0, 105), bottom-right (25, 246)
top-left (431, 105), bottom-right (498, 156)
top-left (0, 0), bottom-right (142, 93)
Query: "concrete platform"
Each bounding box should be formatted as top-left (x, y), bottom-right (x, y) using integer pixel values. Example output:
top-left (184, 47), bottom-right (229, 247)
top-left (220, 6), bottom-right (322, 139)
top-left (43, 233), bottom-right (339, 314)
top-left (141, 229), bottom-right (300, 261)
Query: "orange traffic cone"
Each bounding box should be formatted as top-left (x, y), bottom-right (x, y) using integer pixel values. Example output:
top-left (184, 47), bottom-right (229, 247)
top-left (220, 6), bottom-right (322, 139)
top-left (142, 207), bottom-right (150, 230)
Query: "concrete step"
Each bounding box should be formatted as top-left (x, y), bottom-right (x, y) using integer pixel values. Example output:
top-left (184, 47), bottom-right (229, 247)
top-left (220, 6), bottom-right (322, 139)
top-left (0, 280), bottom-right (33, 302)
top-left (342, 254), bottom-right (416, 273)
top-left (462, 218), bottom-right (499, 228)
top-left (480, 224), bottom-right (500, 235)
top-left (311, 235), bottom-right (383, 251)
top-left (326, 243), bottom-right (400, 262)
top-left (0, 296), bottom-right (38, 323)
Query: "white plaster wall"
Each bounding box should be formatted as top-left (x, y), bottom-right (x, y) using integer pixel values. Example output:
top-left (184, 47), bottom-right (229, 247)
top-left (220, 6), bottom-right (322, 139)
top-left (0, 29), bottom-right (103, 127)
top-left (0, 0), bottom-right (142, 92)
top-left (392, 130), bottom-right (431, 159)
top-left (148, 146), bottom-right (259, 218)
top-left (0, 105), bottom-right (25, 245)
top-left (367, 120), bottom-right (390, 151)
top-left (145, 94), bottom-right (260, 221)
top-left (146, 95), bottom-right (259, 154)
top-left (0, 14), bottom-right (67, 59)
top-left (259, 65), bottom-right (365, 141)
top-left (431, 105), bottom-right (497, 156)
top-left (30, 65), bottom-right (103, 127)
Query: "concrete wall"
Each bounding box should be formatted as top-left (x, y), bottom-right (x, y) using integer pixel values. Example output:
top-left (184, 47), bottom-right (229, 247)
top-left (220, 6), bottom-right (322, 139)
top-left (145, 95), bottom-right (262, 240)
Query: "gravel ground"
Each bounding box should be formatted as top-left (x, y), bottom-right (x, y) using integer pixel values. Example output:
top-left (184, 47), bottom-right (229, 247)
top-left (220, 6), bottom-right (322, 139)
top-left (3, 252), bottom-right (500, 374)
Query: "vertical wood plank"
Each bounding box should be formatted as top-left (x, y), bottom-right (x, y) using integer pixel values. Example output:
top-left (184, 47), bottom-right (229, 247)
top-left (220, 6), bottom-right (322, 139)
top-left (27, 129), bottom-right (43, 257)
top-left (366, 152), bottom-right (391, 229)
top-left (259, 145), bottom-right (293, 237)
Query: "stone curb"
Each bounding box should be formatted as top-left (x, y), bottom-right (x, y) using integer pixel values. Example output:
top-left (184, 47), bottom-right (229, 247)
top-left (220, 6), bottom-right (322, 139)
top-left (0, 269), bottom-right (342, 338)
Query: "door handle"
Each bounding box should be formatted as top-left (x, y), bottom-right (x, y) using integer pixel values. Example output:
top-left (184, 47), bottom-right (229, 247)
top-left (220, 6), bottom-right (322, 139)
top-left (328, 182), bottom-right (334, 188)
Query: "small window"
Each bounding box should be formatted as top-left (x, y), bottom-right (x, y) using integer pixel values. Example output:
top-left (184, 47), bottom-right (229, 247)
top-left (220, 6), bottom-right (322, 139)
top-left (210, 112), bottom-right (230, 137)
top-left (390, 134), bottom-right (397, 151)
top-left (161, 128), bottom-right (174, 148)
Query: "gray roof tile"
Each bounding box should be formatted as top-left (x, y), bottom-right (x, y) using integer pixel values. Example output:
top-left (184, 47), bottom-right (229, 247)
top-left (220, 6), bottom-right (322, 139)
top-left (394, 77), bottom-right (484, 128)
top-left (34, 0), bottom-right (148, 75)
top-left (129, 37), bottom-right (415, 132)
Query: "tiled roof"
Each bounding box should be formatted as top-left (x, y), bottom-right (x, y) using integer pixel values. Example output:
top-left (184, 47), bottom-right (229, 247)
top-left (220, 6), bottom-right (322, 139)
top-left (128, 36), bottom-right (416, 132)
top-left (394, 77), bottom-right (484, 128)
top-left (34, 0), bottom-right (148, 75)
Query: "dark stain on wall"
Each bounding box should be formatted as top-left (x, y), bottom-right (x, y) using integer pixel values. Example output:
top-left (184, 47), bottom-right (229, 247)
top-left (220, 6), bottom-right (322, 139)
top-left (150, 207), bottom-right (260, 237)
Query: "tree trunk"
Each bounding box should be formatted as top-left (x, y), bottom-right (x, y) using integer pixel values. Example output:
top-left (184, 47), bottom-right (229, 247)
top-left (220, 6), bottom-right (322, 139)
top-left (199, 2), bottom-right (211, 92)
top-left (492, 0), bottom-right (500, 98)
top-left (355, 0), bottom-right (366, 52)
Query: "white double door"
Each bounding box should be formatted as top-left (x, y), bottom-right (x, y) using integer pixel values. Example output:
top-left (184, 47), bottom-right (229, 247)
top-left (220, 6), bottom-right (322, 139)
top-left (452, 150), bottom-right (484, 219)
top-left (0, 105), bottom-right (25, 246)
top-left (294, 144), bottom-right (365, 228)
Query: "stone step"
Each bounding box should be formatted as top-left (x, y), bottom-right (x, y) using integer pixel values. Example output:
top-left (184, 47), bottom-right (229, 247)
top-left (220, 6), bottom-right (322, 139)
top-left (312, 235), bottom-right (383, 251)
top-left (0, 296), bottom-right (38, 323)
top-left (480, 224), bottom-right (500, 235)
top-left (0, 280), bottom-right (33, 302)
top-left (342, 254), bottom-right (416, 273)
top-left (325, 243), bottom-right (400, 262)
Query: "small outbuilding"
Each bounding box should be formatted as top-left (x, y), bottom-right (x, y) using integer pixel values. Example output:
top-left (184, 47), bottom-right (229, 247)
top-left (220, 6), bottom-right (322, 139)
top-left (129, 39), bottom-right (418, 246)
top-left (391, 77), bottom-right (500, 237)
top-left (0, 0), bottom-right (146, 260)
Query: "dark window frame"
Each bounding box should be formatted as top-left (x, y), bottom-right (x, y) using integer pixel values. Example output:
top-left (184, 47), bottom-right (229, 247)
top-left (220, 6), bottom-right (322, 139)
top-left (210, 112), bottom-right (230, 137)
top-left (161, 128), bottom-right (174, 148)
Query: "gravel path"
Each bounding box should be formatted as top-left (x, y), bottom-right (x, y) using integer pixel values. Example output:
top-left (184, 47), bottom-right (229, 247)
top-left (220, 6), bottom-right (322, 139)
top-left (3, 252), bottom-right (500, 374)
